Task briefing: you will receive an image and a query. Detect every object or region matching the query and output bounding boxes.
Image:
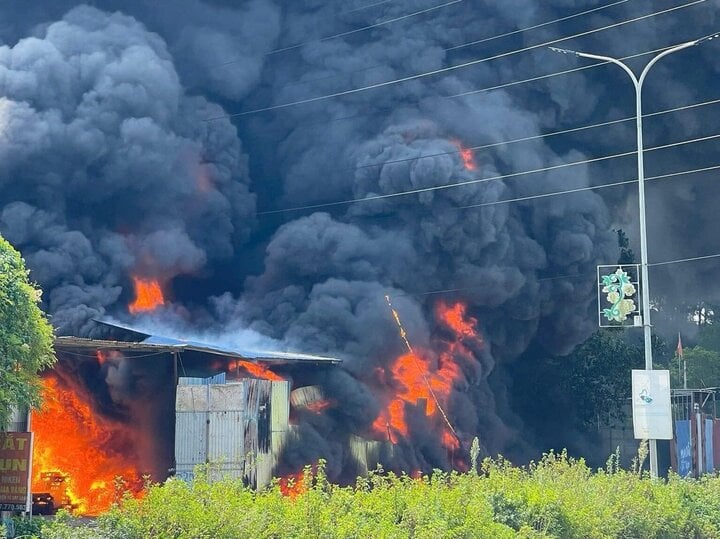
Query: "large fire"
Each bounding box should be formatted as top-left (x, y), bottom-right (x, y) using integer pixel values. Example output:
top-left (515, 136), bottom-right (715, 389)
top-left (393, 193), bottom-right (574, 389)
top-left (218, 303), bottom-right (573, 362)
top-left (31, 374), bottom-right (145, 515)
top-left (372, 301), bottom-right (481, 453)
top-left (128, 276), bottom-right (165, 314)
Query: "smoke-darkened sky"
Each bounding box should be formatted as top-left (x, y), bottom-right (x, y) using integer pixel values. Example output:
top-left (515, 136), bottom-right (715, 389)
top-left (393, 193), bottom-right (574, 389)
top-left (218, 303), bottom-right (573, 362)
top-left (2, 0), bottom-right (720, 469)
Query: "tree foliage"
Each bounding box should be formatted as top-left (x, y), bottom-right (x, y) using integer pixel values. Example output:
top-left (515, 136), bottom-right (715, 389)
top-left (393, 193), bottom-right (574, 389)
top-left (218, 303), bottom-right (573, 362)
top-left (0, 234), bottom-right (55, 428)
top-left (672, 346), bottom-right (720, 388)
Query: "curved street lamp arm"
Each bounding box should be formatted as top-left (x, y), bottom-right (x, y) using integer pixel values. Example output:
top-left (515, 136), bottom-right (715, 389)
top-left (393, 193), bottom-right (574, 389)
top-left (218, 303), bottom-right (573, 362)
top-left (638, 41), bottom-right (697, 86)
top-left (575, 51), bottom-right (639, 88)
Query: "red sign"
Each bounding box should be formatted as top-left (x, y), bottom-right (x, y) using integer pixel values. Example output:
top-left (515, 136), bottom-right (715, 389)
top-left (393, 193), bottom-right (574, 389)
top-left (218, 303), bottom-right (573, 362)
top-left (0, 432), bottom-right (33, 512)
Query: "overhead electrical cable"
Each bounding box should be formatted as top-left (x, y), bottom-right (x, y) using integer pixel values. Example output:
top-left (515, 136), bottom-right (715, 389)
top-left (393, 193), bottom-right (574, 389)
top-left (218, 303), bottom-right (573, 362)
top-left (445, 0), bottom-right (632, 52)
top-left (257, 132), bottom-right (720, 214)
top-left (447, 33), bottom-right (717, 99)
top-left (216, 0), bottom-right (463, 67)
top-left (271, 35), bottom-right (714, 136)
top-left (448, 47), bottom-right (655, 98)
top-left (390, 161), bottom-right (720, 299)
top-left (343, 0), bottom-right (397, 15)
top-left (404, 248), bottom-right (720, 298)
top-left (206, 0), bottom-right (706, 120)
top-left (459, 163), bottom-right (720, 209)
top-left (266, 39), bottom-right (709, 139)
top-left (346, 96), bottom-right (720, 173)
top-left (280, 0), bottom-right (630, 90)
top-left (649, 253), bottom-right (720, 267)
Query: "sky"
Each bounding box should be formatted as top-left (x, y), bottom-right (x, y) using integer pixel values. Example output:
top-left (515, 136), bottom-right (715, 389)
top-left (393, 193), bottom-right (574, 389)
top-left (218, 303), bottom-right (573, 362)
top-left (2, 0), bottom-right (720, 469)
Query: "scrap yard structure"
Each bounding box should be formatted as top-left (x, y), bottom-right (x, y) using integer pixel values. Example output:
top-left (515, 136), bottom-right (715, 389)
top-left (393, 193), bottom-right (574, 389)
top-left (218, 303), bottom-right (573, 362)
top-left (29, 322), bottom-right (343, 515)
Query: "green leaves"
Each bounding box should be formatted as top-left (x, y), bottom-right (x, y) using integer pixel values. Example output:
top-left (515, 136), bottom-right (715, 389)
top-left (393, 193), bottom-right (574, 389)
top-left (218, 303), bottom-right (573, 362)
top-left (34, 454), bottom-right (720, 538)
top-left (0, 234), bottom-right (55, 428)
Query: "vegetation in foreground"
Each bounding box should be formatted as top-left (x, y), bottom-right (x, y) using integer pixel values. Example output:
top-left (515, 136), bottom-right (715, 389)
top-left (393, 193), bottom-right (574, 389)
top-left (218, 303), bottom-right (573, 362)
top-left (8, 448), bottom-right (720, 539)
top-left (0, 234), bottom-right (55, 427)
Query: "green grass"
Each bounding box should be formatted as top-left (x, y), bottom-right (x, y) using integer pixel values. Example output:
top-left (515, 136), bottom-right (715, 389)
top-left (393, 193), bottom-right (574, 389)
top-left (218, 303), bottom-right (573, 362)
top-left (29, 449), bottom-right (720, 539)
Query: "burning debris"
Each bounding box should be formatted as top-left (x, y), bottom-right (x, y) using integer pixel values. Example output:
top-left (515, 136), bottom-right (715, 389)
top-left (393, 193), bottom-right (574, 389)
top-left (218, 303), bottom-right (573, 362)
top-left (31, 374), bottom-right (146, 515)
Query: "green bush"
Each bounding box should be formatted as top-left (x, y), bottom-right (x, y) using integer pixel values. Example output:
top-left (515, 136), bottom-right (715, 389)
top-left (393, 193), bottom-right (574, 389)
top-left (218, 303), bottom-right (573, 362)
top-left (35, 452), bottom-right (720, 539)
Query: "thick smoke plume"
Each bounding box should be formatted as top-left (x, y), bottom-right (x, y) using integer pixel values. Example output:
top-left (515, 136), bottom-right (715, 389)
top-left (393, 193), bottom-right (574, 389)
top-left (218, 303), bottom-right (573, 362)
top-left (3, 0), bottom-right (719, 475)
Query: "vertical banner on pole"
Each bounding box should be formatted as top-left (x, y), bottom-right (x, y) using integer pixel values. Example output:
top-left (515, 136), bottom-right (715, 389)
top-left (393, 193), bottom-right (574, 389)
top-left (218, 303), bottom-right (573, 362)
top-left (713, 419), bottom-right (720, 470)
top-left (706, 418), bottom-right (714, 473)
top-left (632, 370), bottom-right (672, 439)
top-left (676, 420), bottom-right (693, 477)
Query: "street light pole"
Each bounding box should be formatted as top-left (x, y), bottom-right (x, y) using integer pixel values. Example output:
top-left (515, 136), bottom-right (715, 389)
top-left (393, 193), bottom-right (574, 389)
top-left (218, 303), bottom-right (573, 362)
top-left (551, 34), bottom-right (719, 478)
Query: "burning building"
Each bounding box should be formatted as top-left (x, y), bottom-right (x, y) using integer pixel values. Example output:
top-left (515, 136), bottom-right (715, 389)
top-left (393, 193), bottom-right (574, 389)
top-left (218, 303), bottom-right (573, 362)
top-left (34, 324), bottom-right (340, 515)
top-left (13, 0), bottom-right (715, 513)
top-left (32, 299), bottom-right (486, 515)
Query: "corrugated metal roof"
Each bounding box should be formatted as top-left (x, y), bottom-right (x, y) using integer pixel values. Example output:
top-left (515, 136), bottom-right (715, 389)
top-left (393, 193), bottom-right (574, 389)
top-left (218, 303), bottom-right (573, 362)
top-left (55, 322), bottom-right (342, 365)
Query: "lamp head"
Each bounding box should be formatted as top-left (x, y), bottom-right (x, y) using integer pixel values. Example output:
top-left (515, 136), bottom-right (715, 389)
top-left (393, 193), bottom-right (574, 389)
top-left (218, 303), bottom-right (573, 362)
top-left (694, 32), bottom-right (720, 46)
top-left (548, 46), bottom-right (579, 56)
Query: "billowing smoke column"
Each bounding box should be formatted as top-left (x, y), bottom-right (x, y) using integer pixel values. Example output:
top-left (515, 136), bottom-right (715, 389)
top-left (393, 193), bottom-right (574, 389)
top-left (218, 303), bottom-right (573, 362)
top-left (2, 1), bottom-right (718, 478)
top-left (0, 5), bottom-right (260, 335)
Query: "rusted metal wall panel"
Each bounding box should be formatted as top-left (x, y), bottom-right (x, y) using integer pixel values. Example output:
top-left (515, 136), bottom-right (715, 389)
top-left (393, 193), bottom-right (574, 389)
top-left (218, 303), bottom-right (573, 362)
top-left (175, 386), bottom-right (209, 481)
top-left (208, 384), bottom-right (245, 481)
top-left (175, 378), bottom-right (290, 488)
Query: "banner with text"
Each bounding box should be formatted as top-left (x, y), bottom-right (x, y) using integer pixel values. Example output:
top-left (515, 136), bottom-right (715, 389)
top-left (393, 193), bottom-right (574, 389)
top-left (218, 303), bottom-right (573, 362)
top-left (0, 432), bottom-right (33, 512)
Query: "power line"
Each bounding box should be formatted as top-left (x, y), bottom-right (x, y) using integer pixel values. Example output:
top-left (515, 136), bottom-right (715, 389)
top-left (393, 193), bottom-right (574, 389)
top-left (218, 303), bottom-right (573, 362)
top-left (403, 249), bottom-right (720, 298)
top-left (206, 0), bottom-right (706, 120)
top-left (265, 33), bottom-right (707, 139)
top-left (258, 131), bottom-right (720, 214)
top-left (216, 0), bottom-right (463, 68)
top-left (650, 253), bottom-right (720, 267)
top-left (449, 27), bottom-right (720, 98)
top-left (460, 163), bottom-right (720, 210)
top-left (262, 38), bottom-right (706, 142)
top-left (342, 0), bottom-right (397, 16)
top-left (403, 199), bottom-right (720, 298)
top-left (347, 96), bottom-right (720, 173)
top-left (397, 163), bottom-right (720, 298)
top-left (445, 0), bottom-right (632, 52)
top-left (280, 0), bottom-right (630, 91)
top-left (448, 42), bottom-right (666, 98)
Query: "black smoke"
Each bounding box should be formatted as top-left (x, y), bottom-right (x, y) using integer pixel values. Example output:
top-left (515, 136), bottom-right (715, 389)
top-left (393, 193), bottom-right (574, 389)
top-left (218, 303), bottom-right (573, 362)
top-left (2, 0), bottom-right (719, 476)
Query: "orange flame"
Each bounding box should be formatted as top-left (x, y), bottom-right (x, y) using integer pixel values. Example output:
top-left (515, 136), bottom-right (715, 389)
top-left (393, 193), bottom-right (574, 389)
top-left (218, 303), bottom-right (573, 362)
top-left (439, 302), bottom-right (478, 337)
top-left (451, 140), bottom-right (477, 171)
top-left (372, 301), bottom-right (481, 452)
top-left (128, 277), bottom-right (165, 314)
top-left (227, 360), bottom-right (284, 381)
top-left (31, 375), bottom-right (145, 515)
top-left (278, 471), bottom-right (307, 498)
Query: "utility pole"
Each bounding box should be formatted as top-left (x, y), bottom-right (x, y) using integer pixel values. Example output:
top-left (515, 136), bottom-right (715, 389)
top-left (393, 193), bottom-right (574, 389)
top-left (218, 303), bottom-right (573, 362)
top-left (551, 32), bottom-right (719, 478)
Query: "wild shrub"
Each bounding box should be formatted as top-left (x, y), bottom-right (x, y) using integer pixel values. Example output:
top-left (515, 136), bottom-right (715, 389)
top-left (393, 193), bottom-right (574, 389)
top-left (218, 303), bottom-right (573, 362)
top-left (34, 451), bottom-right (720, 539)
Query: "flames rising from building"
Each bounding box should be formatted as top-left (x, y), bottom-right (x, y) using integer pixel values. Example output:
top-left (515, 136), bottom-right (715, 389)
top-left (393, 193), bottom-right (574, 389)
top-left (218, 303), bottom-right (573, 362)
top-left (128, 277), bottom-right (165, 315)
top-left (227, 360), bottom-right (284, 382)
top-left (31, 374), bottom-right (146, 515)
top-left (1, 1), bottom-right (631, 496)
top-left (371, 301), bottom-right (481, 458)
